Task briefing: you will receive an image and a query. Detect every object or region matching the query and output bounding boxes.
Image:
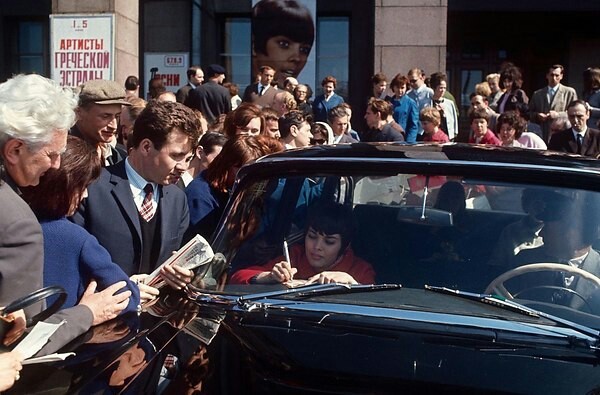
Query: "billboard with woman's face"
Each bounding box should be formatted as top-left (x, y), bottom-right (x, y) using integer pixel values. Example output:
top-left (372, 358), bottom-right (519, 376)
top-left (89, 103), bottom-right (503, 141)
top-left (252, 0), bottom-right (316, 89)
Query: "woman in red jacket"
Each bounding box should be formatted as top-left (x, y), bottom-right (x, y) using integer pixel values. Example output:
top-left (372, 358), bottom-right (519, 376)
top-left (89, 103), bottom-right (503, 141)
top-left (229, 202), bottom-right (375, 285)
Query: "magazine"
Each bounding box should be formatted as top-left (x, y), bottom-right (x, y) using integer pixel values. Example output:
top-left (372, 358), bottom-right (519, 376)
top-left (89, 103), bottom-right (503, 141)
top-left (145, 235), bottom-right (214, 288)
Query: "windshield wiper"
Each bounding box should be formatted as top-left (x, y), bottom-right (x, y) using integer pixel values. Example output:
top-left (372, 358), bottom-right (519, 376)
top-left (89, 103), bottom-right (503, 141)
top-left (237, 283), bottom-right (401, 310)
top-left (424, 285), bottom-right (600, 342)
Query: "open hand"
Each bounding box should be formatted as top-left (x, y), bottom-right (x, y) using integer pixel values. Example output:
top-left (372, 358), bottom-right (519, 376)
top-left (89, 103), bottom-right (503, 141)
top-left (79, 280), bottom-right (131, 326)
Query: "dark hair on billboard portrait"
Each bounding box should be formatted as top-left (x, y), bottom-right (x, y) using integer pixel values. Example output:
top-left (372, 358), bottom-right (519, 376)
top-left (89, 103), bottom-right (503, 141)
top-left (251, 0), bottom-right (315, 87)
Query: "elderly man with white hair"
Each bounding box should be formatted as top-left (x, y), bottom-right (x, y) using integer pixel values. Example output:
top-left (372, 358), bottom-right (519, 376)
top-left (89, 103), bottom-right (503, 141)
top-left (0, 74), bottom-right (133, 360)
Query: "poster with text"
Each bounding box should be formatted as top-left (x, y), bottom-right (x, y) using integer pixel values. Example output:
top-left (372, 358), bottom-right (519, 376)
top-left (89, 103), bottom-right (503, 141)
top-left (50, 14), bottom-right (114, 87)
top-left (143, 53), bottom-right (188, 98)
top-left (251, 0), bottom-right (316, 89)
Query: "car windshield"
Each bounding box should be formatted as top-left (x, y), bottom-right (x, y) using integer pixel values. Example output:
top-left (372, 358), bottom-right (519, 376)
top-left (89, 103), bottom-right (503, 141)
top-left (211, 166), bottom-right (600, 330)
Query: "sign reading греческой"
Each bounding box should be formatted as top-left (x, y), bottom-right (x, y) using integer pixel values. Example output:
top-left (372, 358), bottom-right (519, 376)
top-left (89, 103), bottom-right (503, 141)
top-left (50, 14), bottom-right (115, 87)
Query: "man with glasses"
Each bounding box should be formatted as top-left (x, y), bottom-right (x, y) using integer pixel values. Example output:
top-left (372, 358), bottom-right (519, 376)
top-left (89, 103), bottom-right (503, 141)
top-left (406, 68), bottom-right (433, 137)
top-left (548, 100), bottom-right (600, 157)
top-left (71, 79), bottom-right (131, 166)
top-left (530, 64), bottom-right (577, 142)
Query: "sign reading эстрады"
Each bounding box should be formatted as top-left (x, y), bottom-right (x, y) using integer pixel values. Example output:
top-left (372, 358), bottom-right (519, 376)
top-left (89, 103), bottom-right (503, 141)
top-left (50, 14), bottom-right (115, 87)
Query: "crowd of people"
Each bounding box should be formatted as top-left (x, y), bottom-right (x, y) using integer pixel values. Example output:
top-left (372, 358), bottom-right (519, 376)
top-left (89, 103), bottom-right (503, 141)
top-left (0, 59), bottom-right (600, 391)
top-left (158, 62), bottom-right (600, 157)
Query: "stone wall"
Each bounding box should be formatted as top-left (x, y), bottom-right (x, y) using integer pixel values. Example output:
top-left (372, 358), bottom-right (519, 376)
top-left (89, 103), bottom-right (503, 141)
top-left (374, 0), bottom-right (447, 80)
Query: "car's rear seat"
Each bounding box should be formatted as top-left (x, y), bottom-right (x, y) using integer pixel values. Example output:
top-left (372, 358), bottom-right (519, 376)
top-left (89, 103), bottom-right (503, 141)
top-left (352, 204), bottom-right (525, 292)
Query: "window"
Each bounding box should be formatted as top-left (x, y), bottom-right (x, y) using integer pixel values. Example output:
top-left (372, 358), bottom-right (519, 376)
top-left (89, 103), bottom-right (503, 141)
top-left (222, 18), bottom-right (252, 92)
top-left (9, 20), bottom-right (47, 75)
top-left (316, 17), bottom-right (349, 98)
top-left (460, 69), bottom-right (483, 109)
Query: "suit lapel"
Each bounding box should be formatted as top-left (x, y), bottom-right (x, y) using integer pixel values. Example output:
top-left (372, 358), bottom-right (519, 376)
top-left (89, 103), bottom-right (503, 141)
top-left (108, 164), bottom-right (142, 241)
top-left (158, 185), bottom-right (169, 261)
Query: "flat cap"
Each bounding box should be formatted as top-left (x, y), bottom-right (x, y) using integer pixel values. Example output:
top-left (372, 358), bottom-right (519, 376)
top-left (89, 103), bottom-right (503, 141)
top-left (206, 64), bottom-right (226, 77)
top-left (77, 79), bottom-right (131, 106)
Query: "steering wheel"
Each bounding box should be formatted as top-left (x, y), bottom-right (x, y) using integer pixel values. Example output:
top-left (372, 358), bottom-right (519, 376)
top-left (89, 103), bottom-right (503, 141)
top-left (485, 263), bottom-right (600, 310)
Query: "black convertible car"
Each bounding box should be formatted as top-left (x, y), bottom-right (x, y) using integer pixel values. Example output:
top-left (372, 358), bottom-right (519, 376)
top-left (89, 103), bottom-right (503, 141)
top-left (189, 143), bottom-right (600, 394)
top-left (11, 143), bottom-right (600, 394)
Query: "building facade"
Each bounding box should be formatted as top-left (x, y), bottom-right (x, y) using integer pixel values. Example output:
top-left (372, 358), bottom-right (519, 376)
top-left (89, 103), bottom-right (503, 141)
top-left (1, 0), bottom-right (599, 116)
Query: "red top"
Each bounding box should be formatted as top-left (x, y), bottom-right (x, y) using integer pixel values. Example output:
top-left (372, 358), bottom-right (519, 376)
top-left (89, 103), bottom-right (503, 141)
top-left (469, 129), bottom-right (501, 145)
top-left (423, 130), bottom-right (450, 143)
top-left (229, 243), bottom-right (376, 284)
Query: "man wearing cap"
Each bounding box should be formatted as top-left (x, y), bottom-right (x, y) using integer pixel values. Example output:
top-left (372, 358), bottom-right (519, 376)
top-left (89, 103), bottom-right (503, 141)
top-left (184, 64), bottom-right (231, 125)
top-left (71, 79), bottom-right (131, 166)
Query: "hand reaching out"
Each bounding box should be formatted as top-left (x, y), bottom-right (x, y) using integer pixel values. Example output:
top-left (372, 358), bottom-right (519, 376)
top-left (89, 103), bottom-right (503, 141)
top-left (130, 274), bottom-right (159, 303)
top-left (79, 280), bottom-right (131, 326)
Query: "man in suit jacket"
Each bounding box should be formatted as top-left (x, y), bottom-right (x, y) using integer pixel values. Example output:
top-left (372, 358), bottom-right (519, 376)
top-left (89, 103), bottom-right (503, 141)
top-left (513, 190), bottom-right (600, 312)
top-left (242, 65), bottom-right (277, 107)
top-left (184, 64), bottom-right (231, 125)
top-left (0, 74), bottom-right (131, 357)
top-left (73, 100), bottom-right (200, 291)
top-left (529, 65), bottom-right (577, 141)
top-left (176, 65), bottom-right (204, 104)
top-left (548, 100), bottom-right (600, 158)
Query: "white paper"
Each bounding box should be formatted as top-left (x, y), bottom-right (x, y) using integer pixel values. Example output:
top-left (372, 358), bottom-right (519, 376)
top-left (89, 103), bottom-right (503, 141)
top-left (13, 320), bottom-right (66, 360)
top-left (22, 352), bottom-right (75, 365)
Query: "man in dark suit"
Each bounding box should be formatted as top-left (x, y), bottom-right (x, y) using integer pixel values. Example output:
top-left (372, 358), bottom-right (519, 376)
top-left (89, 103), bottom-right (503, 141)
top-left (548, 100), bottom-right (600, 158)
top-left (0, 74), bottom-right (131, 358)
top-left (176, 65), bottom-right (204, 104)
top-left (72, 100), bottom-right (201, 295)
top-left (184, 64), bottom-right (231, 125)
top-left (242, 65), bottom-right (277, 107)
top-left (513, 190), bottom-right (600, 313)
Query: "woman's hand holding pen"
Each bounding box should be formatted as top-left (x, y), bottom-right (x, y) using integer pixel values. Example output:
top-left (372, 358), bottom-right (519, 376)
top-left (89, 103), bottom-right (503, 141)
top-left (254, 261), bottom-right (297, 284)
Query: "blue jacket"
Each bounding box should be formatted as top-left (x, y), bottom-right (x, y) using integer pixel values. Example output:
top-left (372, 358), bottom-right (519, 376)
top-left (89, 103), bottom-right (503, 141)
top-left (41, 217), bottom-right (140, 312)
top-left (388, 95), bottom-right (419, 143)
top-left (185, 172), bottom-right (229, 241)
top-left (312, 93), bottom-right (344, 122)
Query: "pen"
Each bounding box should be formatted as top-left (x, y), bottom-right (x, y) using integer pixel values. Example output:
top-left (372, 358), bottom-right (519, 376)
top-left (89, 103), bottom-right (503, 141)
top-left (283, 240), bottom-right (291, 264)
